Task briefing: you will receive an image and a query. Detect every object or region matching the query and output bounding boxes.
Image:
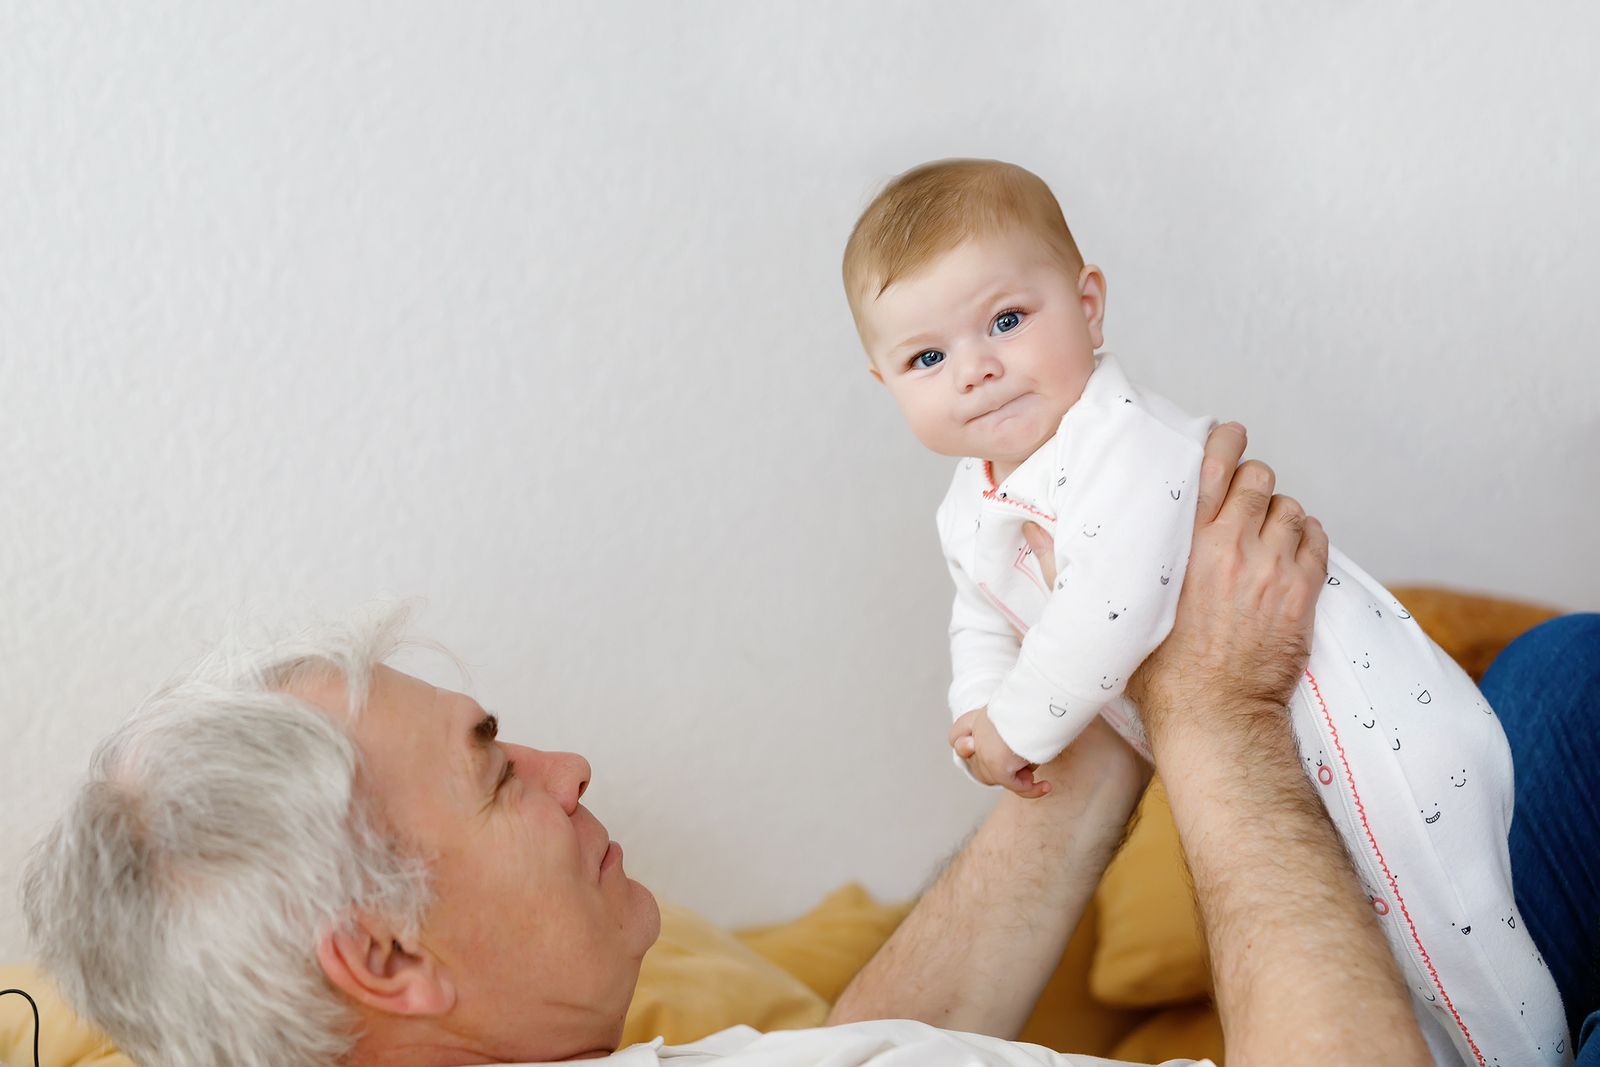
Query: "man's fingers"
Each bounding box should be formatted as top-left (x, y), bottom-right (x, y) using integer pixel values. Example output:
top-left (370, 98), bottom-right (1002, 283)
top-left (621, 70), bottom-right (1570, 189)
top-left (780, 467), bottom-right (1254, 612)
top-left (1221, 459), bottom-right (1276, 534)
top-left (1193, 422), bottom-right (1248, 527)
top-left (1021, 522), bottom-right (1058, 588)
top-left (1297, 515), bottom-right (1331, 578)
top-left (1261, 494), bottom-right (1307, 555)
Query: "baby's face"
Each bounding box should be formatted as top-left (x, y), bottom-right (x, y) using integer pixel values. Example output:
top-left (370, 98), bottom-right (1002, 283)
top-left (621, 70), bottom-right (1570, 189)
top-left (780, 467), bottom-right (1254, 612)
top-left (858, 231), bottom-right (1104, 469)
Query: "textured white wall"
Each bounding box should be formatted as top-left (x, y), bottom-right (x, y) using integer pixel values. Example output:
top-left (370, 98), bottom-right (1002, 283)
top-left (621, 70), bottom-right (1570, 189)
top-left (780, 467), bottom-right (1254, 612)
top-left (2, 2), bottom-right (1597, 962)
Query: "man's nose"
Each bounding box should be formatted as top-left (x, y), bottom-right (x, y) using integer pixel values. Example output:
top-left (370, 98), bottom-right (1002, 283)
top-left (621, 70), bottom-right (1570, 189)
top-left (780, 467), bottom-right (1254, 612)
top-left (522, 748), bottom-right (592, 814)
top-left (953, 344), bottom-right (1003, 392)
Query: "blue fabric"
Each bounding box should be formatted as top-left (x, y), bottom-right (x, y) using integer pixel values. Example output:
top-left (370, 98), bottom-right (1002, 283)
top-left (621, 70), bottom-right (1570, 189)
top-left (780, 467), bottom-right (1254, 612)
top-left (1579, 1011), bottom-right (1600, 1067)
top-left (1481, 613), bottom-right (1600, 1056)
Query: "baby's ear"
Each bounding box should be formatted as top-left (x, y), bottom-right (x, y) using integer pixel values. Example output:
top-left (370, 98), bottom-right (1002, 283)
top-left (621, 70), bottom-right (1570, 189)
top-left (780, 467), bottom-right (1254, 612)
top-left (867, 363), bottom-right (885, 385)
top-left (1077, 265), bottom-right (1108, 349)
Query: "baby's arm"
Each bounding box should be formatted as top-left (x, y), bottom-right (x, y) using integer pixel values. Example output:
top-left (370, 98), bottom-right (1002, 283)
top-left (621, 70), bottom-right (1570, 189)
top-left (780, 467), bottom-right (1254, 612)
top-left (939, 488), bottom-right (1024, 718)
top-left (986, 409), bottom-right (1205, 765)
top-left (946, 556), bottom-right (1023, 715)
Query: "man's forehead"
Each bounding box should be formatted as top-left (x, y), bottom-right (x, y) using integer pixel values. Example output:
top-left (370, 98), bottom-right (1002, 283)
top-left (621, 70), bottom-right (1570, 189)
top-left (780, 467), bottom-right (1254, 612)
top-left (353, 666), bottom-right (497, 804)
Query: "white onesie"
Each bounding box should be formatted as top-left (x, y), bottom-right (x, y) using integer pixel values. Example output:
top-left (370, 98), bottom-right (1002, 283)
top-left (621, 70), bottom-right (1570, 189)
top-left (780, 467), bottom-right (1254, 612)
top-left (937, 353), bottom-right (1569, 1067)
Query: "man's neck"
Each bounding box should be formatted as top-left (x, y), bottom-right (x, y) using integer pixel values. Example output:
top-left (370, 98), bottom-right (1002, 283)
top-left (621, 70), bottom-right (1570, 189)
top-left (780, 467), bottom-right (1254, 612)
top-left (345, 1007), bottom-right (621, 1066)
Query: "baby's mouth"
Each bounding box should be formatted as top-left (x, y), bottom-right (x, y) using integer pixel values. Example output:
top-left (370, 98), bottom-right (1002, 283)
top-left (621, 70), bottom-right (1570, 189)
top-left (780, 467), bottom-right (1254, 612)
top-left (970, 393), bottom-right (1028, 423)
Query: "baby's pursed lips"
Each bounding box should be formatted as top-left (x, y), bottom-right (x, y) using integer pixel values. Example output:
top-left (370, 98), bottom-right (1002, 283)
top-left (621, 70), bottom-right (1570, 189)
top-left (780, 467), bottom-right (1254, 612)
top-left (964, 391), bottom-right (1026, 423)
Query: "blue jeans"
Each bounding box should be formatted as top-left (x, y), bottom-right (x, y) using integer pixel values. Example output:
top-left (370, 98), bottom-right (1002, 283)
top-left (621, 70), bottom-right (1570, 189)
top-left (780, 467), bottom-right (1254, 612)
top-left (1481, 613), bottom-right (1600, 1063)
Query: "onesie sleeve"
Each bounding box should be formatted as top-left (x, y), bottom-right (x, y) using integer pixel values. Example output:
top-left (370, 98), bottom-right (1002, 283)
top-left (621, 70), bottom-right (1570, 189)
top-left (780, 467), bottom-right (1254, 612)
top-left (985, 409), bottom-right (1204, 765)
top-left (938, 490), bottom-right (1022, 719)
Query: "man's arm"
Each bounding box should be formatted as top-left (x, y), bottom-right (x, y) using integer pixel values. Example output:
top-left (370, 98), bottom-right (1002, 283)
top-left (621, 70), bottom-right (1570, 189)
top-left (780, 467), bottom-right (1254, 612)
top-left (826, 715), bottom-right (1145, 1036)
top-left (1134, 439), bottom-right (1431, 1067)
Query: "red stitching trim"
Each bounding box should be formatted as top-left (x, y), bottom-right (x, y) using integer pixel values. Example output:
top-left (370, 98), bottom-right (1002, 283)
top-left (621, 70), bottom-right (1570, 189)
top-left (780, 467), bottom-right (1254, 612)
top-left (980, 487), bottom-right (1056, 523)
top-left (977, 582), bottom-right (1030, 636)
top-left (1304, 669), bottom-right (1484, 1066)
top-left (979, 461), bottom-right (1058, 523)
top-left (1013, 546), bottom-right (1047, 593)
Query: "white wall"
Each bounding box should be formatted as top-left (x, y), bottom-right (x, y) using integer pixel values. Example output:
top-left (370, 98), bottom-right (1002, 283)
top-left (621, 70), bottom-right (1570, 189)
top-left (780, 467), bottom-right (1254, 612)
top-left (2, 1), bottom-right (1597, 962)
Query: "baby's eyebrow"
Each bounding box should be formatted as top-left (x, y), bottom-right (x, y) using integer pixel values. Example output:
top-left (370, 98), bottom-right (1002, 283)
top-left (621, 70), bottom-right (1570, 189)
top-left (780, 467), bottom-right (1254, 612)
top-left (889, 330), bottom-right (940, 356)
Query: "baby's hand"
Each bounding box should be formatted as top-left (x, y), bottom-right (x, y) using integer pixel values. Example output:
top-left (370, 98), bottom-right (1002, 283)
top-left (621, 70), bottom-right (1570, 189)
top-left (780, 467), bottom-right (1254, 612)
top-left (949, 707), bottom-right (1051, 799)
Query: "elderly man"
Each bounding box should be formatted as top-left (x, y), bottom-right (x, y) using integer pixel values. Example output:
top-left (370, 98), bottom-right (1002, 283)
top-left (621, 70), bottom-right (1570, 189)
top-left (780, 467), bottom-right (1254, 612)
top-left (23, 426), bottom-right (1440, 1067)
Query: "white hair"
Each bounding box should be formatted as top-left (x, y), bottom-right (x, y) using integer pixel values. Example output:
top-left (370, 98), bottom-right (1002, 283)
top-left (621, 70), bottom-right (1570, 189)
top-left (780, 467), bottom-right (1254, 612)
top-left (20, 603), bottom-right (435, 1067)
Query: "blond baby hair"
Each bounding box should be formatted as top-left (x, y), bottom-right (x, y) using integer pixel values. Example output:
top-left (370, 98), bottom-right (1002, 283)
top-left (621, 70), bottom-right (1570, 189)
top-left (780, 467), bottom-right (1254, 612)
top-left (842, 159), bottom-right (1085, 325)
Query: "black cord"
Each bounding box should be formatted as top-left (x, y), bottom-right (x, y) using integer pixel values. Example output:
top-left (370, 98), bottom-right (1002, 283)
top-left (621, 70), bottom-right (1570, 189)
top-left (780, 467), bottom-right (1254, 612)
top-left (0, 988), bottom-right (41, 1067)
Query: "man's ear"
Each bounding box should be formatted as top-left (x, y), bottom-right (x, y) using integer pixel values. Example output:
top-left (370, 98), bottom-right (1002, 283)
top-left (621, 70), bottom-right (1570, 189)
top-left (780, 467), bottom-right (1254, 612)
top-left (1077, 265), bottom-right (1108, 350)
top-left (316, 912), bottom-right (455, 1018)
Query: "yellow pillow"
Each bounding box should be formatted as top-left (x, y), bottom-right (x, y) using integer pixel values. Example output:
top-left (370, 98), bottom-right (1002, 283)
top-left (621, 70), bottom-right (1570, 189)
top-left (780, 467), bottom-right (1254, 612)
top-left (735, 883), bottom-right (911, 1003)
top-left (620, 902), bottom-right (828, 1046)
top-left (1109, 1001), bottom-right (1224, 1067)
top-left (0, 964), bottom-right (132, 1067)
top-left (1089, 777), bottom-right (1211, 1007)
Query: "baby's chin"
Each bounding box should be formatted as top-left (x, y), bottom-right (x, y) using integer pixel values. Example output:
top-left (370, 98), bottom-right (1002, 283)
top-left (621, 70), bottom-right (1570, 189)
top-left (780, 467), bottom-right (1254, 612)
top-left (971, 403), bottom-right (1066, 465)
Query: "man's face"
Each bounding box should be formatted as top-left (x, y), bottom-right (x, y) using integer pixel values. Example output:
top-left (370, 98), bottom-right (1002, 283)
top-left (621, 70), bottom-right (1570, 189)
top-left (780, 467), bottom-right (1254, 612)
top-left (858, 231), bottom-right (1105, 473)
top-left (340, 666), bottom-right (660, 1056)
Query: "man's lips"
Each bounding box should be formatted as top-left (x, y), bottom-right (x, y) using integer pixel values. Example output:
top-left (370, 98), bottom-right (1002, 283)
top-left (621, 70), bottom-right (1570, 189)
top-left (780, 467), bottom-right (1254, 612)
top-left (599, 840), bottom-right (622, 878)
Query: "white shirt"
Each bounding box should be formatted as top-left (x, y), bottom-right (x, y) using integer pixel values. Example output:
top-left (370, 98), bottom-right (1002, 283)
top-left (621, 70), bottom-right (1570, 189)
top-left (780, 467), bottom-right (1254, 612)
top-left (507, 1022), bottom-right (1207, 1066)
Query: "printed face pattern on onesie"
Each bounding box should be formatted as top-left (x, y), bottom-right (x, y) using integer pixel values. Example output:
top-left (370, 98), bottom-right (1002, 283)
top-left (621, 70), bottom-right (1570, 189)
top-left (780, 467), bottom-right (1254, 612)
top-left (1081, 523), bottom-right (1100, 538)
top-left (1304, 750), bottom-right (1335, 787)
top-left (1411, 684), bottom-right (1433, 705)
top-left (1105, 601), bottom-right (1126, 621)
top-left (1099, 674), bottom-right (1121, 691)
top-left (1449, 768), bottom-right (1468, 788)
top-left (1159, 564), bottom-right (1172, 586)
top-left (1421, 802), bottom-right (1442, 824)
top-left (1164, 478), bottom-right (1186, 501)
top-left (1352, 650), bottom-right (1371, 670)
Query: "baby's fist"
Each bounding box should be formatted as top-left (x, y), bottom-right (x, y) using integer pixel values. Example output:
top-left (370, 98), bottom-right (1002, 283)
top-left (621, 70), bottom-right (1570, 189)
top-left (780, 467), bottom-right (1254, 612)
top-left (949, 707), bottom-right (1050, 799)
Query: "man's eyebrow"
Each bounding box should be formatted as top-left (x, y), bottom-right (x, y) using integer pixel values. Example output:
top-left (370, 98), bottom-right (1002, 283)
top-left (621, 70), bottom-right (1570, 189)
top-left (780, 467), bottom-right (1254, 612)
top-left (473, 713), bottom-right (499, 745)
top-left (467, 711), bottom-right (500, 788)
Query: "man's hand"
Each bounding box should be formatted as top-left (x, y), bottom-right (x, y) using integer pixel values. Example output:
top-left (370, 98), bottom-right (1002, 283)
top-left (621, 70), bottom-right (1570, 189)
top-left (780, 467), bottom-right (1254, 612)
top-left (1128, 423), bottom-right (1325, 729)
top-left (949, 707), bottom-right (1050, 798)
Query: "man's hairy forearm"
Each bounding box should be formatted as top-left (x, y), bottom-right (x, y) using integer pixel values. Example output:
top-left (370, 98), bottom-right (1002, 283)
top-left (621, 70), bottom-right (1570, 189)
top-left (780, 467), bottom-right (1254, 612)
top-left (827, 749), bottom-right (1143, 1037)
top-left (1153, 693), bottom-right (1432, 1067)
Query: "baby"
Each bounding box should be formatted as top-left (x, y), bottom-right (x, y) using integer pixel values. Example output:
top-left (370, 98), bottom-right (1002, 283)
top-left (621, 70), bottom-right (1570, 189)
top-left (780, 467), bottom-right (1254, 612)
top-left (842, 159), bottom-right (1567, 1067)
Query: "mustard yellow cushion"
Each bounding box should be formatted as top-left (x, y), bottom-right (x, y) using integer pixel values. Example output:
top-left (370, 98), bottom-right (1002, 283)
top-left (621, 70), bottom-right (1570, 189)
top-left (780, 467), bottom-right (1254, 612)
top-left (1110, 1001), bottom-right (1225, 1067)
top-left (735, 883), bottom-right (911, 1003)
top-left (0, 964), bottom-right (132, 1067)
top-left (1090, 777), bottom-right (1210, 1008)
top-left (620, 902), bottom-right (828, 1046)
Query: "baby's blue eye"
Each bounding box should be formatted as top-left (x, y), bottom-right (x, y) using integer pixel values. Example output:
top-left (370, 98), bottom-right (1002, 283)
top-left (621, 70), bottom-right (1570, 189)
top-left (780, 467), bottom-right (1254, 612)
top-left (991, 311), bottom-right (1022, 334)
top-left (913, 350), bottom-right (945, 369)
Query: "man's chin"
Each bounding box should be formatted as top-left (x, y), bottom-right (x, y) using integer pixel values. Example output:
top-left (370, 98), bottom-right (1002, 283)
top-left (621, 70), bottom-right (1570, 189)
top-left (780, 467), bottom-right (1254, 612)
top-left (631, 880), bottom-right (662, 951)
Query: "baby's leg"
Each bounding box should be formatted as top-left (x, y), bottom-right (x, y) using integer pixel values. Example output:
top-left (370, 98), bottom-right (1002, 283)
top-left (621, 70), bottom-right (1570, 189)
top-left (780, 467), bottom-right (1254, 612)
top-left (1293, 571), bottom-right (1568, 1065)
